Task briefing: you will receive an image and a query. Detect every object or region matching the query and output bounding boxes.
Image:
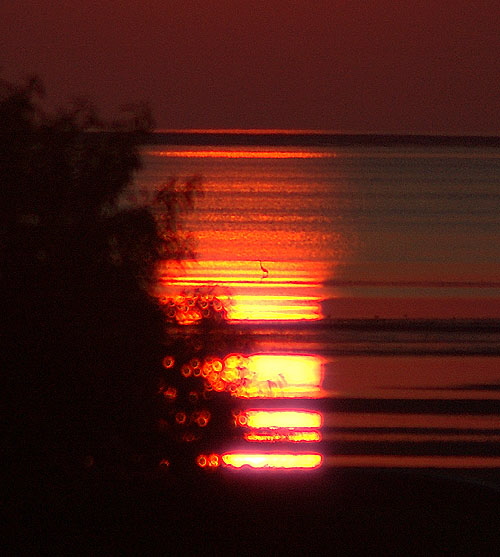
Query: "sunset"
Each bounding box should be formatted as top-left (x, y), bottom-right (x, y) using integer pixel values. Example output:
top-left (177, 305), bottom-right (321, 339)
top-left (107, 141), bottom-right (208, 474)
top-left (2, 1), bottom-right (500, 554)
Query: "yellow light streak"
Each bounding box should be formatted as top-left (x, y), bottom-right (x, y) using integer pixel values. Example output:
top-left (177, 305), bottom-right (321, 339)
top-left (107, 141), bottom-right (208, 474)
top-left (197, 353), bottom-right (324, 398)
top-left (244, 431), bottom-right (322, 442)
top-left (248, 354), bottom-right (323, 387)
top-left (228, 305), bottom-right (320, 321)
top-left (232, 353), bottom-right (324, 398)
top-left (243, 410), bottom-right (322, 429)
top-left (221, 453), bottom-right (323, 469)
top-left (237, 386), bottom-right (324, 399)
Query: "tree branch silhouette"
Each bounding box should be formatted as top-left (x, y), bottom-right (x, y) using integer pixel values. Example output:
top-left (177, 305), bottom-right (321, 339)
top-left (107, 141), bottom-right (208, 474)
top-left (1, 77), bottom-right (212, 481)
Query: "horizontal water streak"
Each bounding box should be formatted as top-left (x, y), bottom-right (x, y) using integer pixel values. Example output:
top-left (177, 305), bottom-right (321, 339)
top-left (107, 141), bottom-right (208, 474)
top-left (322, 432), bottom-right (500, 442)
top-left (324, 455), bottom-right (500, 468)
top-left (322, 412), bottom-right (500, 429)
top-left (147, 149), bottom-right (336, 159)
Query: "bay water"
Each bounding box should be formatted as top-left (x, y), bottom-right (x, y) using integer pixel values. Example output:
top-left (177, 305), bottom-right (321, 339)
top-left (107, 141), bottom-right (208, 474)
top-left (134, 134), bottom-right (500, 476)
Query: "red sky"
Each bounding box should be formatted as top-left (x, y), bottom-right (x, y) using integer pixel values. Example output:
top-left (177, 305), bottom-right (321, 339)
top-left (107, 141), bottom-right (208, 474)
top-left (2, 1), bottom-right (499, 134)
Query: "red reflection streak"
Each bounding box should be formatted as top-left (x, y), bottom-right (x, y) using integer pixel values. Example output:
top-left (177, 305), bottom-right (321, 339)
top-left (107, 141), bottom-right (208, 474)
top-left (148, 150), bottom-right (335, 159)
top-left (325, 455), bottom-right (500, 468)
top-left (221, 453), bottom-right (323, 469)
top-left (322, 432), bottom-right (500, 443)
top-left (323, 413), bottom-right (500, 429)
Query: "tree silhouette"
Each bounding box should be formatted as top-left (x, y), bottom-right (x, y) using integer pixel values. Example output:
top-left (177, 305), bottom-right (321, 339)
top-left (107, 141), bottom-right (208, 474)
top-left (1, 76), bottom-right (212, 481)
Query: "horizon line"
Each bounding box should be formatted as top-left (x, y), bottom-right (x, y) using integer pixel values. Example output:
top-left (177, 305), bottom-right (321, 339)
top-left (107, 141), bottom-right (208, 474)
top-left (156, 128), bottom-right (339, 135)
top-left (154, 128), bottom-right (500, 138)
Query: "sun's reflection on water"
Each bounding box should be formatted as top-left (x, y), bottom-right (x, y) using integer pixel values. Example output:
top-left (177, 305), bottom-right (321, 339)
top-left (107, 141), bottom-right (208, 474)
top-left (241, 410), bottom-right (322, 429)
top-left (195, 353), bottom-right (325, 470)
top-left (197, 353), bottom-right (324, 399)
top-left (238, 410), bottom-right (322, 443)
top-left (244, 431), bottom-right (322, 443)
top-left (155, 256), bottom-right (329, 469)
top-left (149, 145), bottom-right (338, 470)
top-left (221, 453), bottom-right (323, 470)
top-left (239, 354), bottom-right (323, 398)
top-left (157, 259), bottom-right (329, 321)
top-left (148, 149), bottom-right (335, 159)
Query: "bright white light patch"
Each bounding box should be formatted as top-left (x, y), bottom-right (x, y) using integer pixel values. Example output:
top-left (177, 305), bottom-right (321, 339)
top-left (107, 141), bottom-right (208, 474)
top-left (244, 410), bottom-right (322, 429)
top-left (221, 452), bottom-right (323, 469)
top-left (235, 354), bottom-right (323, 398)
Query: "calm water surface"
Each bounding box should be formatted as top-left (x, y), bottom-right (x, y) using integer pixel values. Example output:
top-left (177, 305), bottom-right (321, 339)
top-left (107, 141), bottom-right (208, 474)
top-left (134, 136), bottom-right (500, 474)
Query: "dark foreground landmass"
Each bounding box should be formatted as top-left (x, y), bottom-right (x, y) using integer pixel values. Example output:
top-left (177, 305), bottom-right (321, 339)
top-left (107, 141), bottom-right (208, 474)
top-left (6, 468), bottom-right (500, 555)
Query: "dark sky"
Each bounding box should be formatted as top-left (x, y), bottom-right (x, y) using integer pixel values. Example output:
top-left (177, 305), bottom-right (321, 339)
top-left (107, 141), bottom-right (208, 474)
top-left (2, 1), bottom-right (499, 134)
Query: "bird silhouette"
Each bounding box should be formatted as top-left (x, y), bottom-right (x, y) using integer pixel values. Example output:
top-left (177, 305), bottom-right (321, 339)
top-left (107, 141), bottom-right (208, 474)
top-left (258, 260), bottom-right (269, 279)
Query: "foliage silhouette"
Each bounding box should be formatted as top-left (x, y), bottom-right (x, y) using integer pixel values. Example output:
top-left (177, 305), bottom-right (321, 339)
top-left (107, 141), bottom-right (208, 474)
top-left (1, 76), bottom-right (234, 482)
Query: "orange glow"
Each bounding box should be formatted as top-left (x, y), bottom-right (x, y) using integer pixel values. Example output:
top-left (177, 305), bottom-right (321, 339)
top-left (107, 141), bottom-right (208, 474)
top-left (202, 353), bottom-right (323, 398)
top-left (192, 410), bottom-right (211, 427)
top-left (196, 454), bottom-right (220, 468)
top-left (221, 452), bottom-right (323, 469)
top-left (162, 386), bottom-right (177, 400)
top-left (241, 410), bottom-right (322, 429)
top-left (162, 355), bottom-right (175, 369)
top-left (150, 140), bottom-right (345, 324)
top-left (158, 293), bottom-right (227, 325)
top-left (148, 149), bottom-right (335, 159)
top-left (156, 260), bottom-right (330, 322)
top-left (163, 292), bottom-right (322, 322)
top-left (175, 412), bottom-right (187, 424)
top-left (160, 261), bottom-right (328, 287)
top-left (244, 431), bottom-right (322, 442)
